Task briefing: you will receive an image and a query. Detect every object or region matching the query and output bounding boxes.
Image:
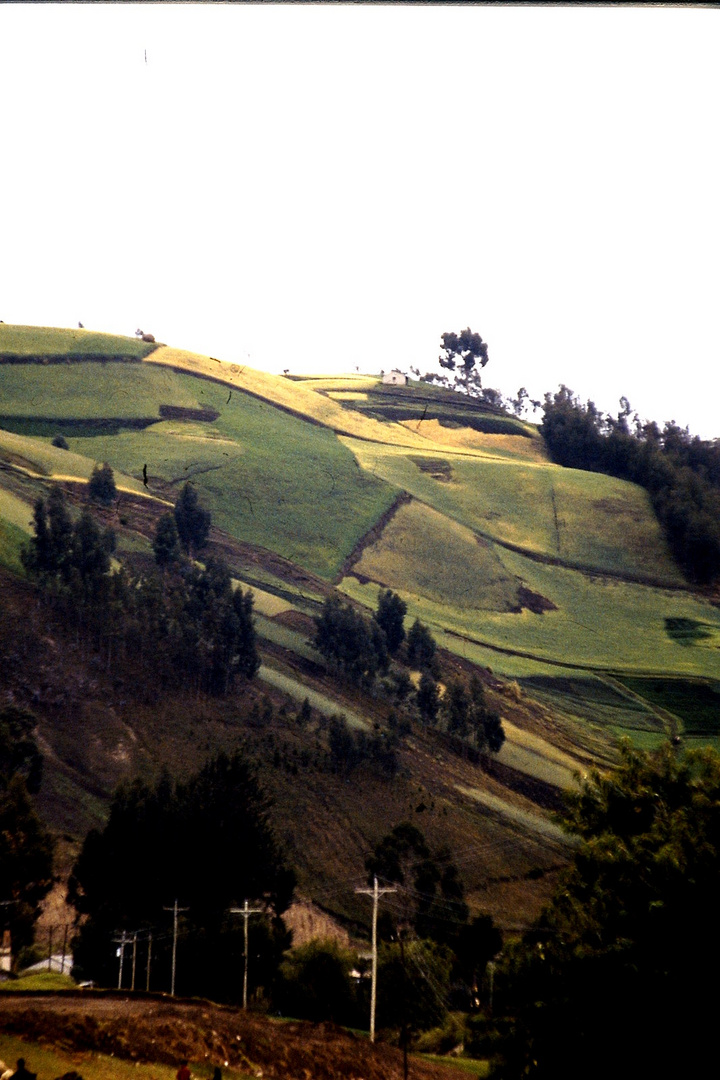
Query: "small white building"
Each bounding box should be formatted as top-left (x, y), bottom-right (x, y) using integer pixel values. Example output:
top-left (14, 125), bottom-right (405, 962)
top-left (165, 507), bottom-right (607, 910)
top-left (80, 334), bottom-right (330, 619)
top-left (382, 370), bottom-right (408, 386)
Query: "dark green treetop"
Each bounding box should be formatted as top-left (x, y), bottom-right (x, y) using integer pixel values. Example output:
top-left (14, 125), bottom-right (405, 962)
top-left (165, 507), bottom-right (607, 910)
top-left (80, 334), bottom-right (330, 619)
top-left (173, 482), bottom-right (211, 556)
top-left (88, 462), bottom-right (117, 506)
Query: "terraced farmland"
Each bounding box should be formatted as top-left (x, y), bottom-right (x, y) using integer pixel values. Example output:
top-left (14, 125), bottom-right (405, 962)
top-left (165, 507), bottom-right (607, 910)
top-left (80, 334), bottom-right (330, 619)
top-left (1, 323), bottom-right (718, 755)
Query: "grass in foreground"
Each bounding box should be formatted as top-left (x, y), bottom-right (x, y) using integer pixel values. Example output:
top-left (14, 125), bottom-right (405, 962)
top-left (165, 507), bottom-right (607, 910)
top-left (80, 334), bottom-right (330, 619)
top-left (0, 1035), bottom-right (252, 1080)
top-left (0, 972), bottom-right (75, 992)
top-left (420, 1053), bottom-right (490, 1076)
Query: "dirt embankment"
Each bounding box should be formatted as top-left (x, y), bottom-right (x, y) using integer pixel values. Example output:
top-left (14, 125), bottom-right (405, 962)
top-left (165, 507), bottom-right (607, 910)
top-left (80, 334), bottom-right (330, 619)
top-left (0, 993), bottom-right (463, 1080)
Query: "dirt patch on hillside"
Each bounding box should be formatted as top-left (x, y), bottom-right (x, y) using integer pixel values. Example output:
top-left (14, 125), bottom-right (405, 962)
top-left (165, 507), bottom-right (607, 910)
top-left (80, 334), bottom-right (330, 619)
top-left (0, 993), bottom-right (462, 1080)
top-left (411, 457), bottom-right (454, 482)
top-left (515, 585), bottom-right (558, 615)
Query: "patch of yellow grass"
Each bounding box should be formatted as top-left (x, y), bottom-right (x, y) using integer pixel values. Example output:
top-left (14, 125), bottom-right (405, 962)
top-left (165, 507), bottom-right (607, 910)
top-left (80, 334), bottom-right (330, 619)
top-left (231, 578), bottom-right (294, 617)
top-left (144, 348), bottom-right (435, 449)
top-left (352, 499), bottom-right (519, 612)
top-left (0, 488), bottom-right (35, 532)
top-left (400, 418), bottom-right (548, 462)
top-left (326, 391), bottom-right (370, 402)
top-left (294, 375), bottom-right (380, 390)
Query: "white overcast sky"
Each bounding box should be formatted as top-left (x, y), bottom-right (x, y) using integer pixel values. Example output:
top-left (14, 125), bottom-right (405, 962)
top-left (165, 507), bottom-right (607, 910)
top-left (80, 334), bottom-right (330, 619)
top-left (2, 4), bottom-right (719, 437)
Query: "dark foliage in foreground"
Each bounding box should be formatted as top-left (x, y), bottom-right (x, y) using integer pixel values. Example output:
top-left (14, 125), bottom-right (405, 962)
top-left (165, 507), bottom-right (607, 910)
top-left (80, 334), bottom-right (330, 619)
top-left (68, 750), bottom-right (295, 1001)
top-left (0, 776), bottom-right (54, 955)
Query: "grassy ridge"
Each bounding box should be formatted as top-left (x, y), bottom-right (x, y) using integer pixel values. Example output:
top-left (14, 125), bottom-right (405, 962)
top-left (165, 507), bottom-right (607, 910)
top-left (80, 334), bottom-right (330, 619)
top-left (0, 324), bottom-right (157, 360)
top-left (0, 428), bottom-right (150, 496)
top-left (144, 348), bottom-right (439, 449)
top-left (0, 361), bottom-right (199, 419)
top-left (1, 326), bottom-right (716, 751)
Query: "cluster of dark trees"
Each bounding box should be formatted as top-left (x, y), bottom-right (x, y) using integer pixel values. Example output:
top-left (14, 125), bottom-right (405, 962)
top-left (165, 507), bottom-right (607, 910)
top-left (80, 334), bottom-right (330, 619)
top-left (313, 597), bottom-right (390, 686)
top-left (540, 386), bottom-right (720, 584)
top-left (69, 751), bottom-right (295, 1000)
top-left (22, 481), bottom-right (258, 695)
top-left (0, 707), bottom-right (53, 958)
top-left (314, 591), bottom-right (432, 685)
top-left (314, 589), bottom-right (505, 757)
top-left (487, 742), bottom-right (720, 1079)
top-left (327, 715), bottom-right (400, 778)
top-left (439, 677), bottom-right (505, 754)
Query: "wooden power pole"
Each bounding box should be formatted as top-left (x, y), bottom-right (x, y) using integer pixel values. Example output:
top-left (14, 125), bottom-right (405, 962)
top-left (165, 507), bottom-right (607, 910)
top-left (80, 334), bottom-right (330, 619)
top-left (355, 876), bottom-right (396, 1042)
top-left (230, 901), bottom-right (263, 1009)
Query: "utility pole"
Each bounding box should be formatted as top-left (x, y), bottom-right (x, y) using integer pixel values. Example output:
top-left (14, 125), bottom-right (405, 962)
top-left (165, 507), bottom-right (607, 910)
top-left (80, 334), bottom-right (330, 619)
top-left (398, 926), bottom-right (409, 1080)
top-left (131, 931), bottom-right (138, 991)
top-left (355, 876), bottom-right (396, 1042)
top-left (113, 931), bottom-right (130, 990)
top-left (61, 925), bottom-right (68, 975)
top-left (229, 901), bottom-right (264, 1009)
top-left (164, 900), bottom-right (188, 997)
top-left (146, 931), bottom-right (152, 993)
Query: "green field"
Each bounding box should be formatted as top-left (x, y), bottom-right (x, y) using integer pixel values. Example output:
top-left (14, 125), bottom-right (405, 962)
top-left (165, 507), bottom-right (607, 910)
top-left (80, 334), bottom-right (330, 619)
top-left (0, 324), bottom-right (157, 360)
top-left (341, 438), bottom-right (682, 583)
top-left (0, 516), bottom-right (27, 574)
top-left (1, 328), bottom-right (716, 751)
top-left (71, 376), bottom-right (397, 580)
top-left (0, 427), bottom-right (150, 495)
top-left (614, 676), bottom-right (720, 740)
top-left (0, 1034), bottom-right (241, 1080)
top-left (0, 361), bottom-right (199, 423)
top-left (353, 499), bottom-right (520, 612)
top-left (340, 555), bottom-right (720, 681)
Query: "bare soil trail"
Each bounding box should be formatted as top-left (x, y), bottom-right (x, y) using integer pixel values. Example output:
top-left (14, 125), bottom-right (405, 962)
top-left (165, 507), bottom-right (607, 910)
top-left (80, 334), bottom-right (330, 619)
top-left (0, 992), bottom-right (465, 1080)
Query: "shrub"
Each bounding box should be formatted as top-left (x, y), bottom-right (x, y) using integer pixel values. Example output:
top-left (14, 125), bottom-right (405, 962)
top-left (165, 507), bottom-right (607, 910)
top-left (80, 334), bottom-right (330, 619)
top-left (88, 462), bottom-right (116, 505)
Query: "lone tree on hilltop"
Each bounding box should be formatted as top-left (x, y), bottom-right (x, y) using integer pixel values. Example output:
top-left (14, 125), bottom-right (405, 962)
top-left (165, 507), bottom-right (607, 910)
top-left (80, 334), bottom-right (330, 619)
top-left (174, 482), bottom-right (211, 557)
top-left (88, 462), bottom-right (117, 506)
top-left (439, 328), bottom-right (489, 392)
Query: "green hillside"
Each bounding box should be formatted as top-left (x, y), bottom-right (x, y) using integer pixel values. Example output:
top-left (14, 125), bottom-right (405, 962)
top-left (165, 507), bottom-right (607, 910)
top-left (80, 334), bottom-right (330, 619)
top-left (1, 323), bottom-right (719, 944)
